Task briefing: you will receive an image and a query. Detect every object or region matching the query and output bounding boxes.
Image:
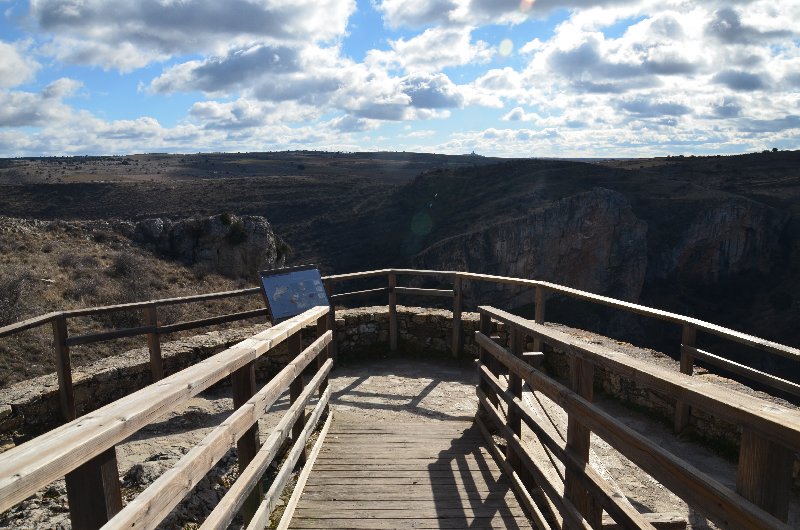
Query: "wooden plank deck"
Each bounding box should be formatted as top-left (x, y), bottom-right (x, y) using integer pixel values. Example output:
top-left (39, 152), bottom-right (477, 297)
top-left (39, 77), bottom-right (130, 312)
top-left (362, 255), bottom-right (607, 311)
top-left (287, 419), bottom-right (533, 529)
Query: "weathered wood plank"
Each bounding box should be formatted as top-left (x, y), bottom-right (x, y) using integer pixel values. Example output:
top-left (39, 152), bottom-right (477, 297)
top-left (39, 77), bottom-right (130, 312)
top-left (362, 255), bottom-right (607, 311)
top-left (476, 414), bottom-right (554, 530)
top-left (480, 362), bottom-right (655, 530)
top-left (276, 413), bottom-right (333, 530)
top-left (684, 345), bottom-right (800, 399)
top-left (602, 513), bottom-right (687, 530)
top-left (476, 330), bottom-right (793, 530)
top-left (393, 287), bottom-right (455, 298)
top-left (477, 307), bottom-right (800, 448)
top-left (292, 507), bottom-right (527, 518)
top-left (103, 338), bottom-right (332, 530)
top-left (287, 415), bottom-right (533, 530)
top-left (388, 272), bottom-right (397, 351)
top-left (0, 306), bottom-right (328, 515)
top-left (143, 304), bottom-right (163, 383)
top-left (231, 360), bottom-right (261, 524)
top-left (241, 387), bottom-right (332, 530)
top-left (289, 515), bottom-right (532, 529)
top-left (736, 427), bottom-right (794, 522)
top-left (299, 490), bottom-right (519, 501)
top-left (65, 447), bottom-right (122, 530)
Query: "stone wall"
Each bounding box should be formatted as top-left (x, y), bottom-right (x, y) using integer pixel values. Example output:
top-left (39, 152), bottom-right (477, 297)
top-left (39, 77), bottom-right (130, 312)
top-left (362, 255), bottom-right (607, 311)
top-left (1, 304), bottom-right (791, 468)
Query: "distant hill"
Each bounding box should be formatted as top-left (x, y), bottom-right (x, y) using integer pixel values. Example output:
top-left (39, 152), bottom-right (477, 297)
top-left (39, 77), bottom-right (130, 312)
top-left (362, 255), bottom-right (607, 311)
top-left (1, 149), bottom-right (798, 369)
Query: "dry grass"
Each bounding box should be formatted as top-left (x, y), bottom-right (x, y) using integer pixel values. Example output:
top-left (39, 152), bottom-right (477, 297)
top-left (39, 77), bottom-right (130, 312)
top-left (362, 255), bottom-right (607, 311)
top-left (0, 218), bottom-right (266, 387)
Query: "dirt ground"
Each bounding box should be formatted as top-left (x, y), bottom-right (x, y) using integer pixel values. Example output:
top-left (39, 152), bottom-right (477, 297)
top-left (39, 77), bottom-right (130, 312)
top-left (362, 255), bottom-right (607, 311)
top-left (1, 354), bottom-right (797, 529)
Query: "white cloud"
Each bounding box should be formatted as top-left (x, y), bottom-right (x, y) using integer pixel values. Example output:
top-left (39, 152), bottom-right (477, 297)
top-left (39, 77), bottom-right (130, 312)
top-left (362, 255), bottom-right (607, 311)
top-left (0, 78), bottom-right (81, 127)
top-left (371, 26), bottom-right (493, 73)
top-left (0, 41), bottom-right (39, 88)
top-left (30, 0), bottom-right (356, 71)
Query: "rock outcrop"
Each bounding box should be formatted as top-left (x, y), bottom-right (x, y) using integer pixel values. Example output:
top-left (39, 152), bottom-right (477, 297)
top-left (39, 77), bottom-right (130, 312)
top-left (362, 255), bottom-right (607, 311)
top-left (413, 188), bottom-right (648, 307)
top-left (131, 214), bottom-right (288, 279)
top-left (650, 197), bottom-right (787, 286)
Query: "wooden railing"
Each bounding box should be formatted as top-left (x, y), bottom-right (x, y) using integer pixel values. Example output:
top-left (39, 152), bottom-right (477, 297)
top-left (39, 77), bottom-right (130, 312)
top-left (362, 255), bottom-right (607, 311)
top-left (1, 269), bottom-right (799, 528)
top-left (0, 306), bottom-right (331, 530)
top-left (326, 269), bottom-right (800, 410)
top-left (2, 269), bottom-right (798, 428)
top-left (475, 305), bottom-right (799, 529)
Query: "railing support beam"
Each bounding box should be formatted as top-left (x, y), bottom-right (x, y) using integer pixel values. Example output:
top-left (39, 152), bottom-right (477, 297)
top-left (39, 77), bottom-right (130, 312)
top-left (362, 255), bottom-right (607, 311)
top-left (451, 277), bottom-right (463, 356)
top-left (324, 279), bottom-right (337, 362)
top-left (565, 356), bottom-right (602, 528)
top-left (143, 304), bottom-right (164, 382)
top-left (51, 314), bottom-right (76, 422)
top-left (533, 287), bottom-right (545, 352)
top-left (288, 332), bottom-right (307, 467)
top-left (737, 428), bottom-right (793, 522)
top-left (388, 272), bottom-right (398, 352)
top-left (65, 447), bottom-right (122, 530)
top-left (231, 360), bottom-right (261, 524)
top-left (674, 324), bottom-right (696, 433)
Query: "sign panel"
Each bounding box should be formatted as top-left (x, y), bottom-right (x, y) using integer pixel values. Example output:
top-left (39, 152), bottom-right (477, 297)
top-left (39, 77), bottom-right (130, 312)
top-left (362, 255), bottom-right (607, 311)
top-left (259, 265), bottom-right (329, 324)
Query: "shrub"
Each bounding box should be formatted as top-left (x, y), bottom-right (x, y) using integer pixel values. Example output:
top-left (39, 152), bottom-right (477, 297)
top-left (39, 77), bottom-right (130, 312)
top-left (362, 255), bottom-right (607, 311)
top-left (108, 253), bottom-right (147, 280)
top-left (226, 220), bottom-right (247, 245)
top-left (0, 267), bottom-right (31, 326)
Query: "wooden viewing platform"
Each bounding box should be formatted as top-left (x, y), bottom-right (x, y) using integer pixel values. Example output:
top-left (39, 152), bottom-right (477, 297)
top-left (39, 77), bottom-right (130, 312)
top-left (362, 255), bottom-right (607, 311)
top-left (284, 419), bottom-right (532, 529)
top-left (1, 269), bottom-right (799, 529)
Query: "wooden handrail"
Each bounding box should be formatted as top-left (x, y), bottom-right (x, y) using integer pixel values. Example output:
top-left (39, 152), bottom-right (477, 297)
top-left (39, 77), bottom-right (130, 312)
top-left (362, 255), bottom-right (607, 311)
top-left (2, 268), bottom-right (798, 426)
top-left (4, 268), bottom-right (796, 359)
top-left (393, 287), bottom-right (454, 298)
top-left (477, 305), bottom-right (800, 526)
top-left (62, 287), bottom-right (262, 317)
top-left (0, 305), bottom-right (327, 514)
top-left (329, 287), bottom-right (390, 301)
top-left (478, 306), bottom-right (800, 447)
top-left (0, 311), bottom-right (59, 338)
top-left (104, 334), bottom-right (332, 529)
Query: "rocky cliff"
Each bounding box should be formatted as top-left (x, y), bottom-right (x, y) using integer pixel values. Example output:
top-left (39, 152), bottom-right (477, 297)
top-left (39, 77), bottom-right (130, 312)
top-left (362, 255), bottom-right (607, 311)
top-left (129, 214), bottom-right (288, 279)
top-left (650, 197), bottom-right (787, 286)
top-left (414, 188), bottom-right (648, 307)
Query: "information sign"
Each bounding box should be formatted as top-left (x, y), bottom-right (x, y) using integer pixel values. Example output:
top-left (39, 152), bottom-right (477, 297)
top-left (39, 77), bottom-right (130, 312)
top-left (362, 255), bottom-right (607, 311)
top-left (258, 265), bottom-right (329, 323)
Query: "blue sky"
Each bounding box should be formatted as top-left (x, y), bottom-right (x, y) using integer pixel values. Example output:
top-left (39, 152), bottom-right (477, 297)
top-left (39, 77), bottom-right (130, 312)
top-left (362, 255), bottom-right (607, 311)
top-left (0, 0), bottom-right (798, 157)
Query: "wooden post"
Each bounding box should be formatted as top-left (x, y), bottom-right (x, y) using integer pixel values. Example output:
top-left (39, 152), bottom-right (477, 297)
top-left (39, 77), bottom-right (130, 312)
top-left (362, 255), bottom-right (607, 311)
top-left (143, 304), bottom-right (163, 382)
top-left (508, 326), bottom-right (540, 496)
top-left (51, 314), bottom-right (76, 422)
top-left (736, 428), bottom-right (793, 522)
top-left (451, 276), bottom-right (463, 357)
top-left (565, 356), bottom-right (602, 528)
top-left (533, 287), bottom-right (545, 352)
top-left (507, 327), bottom-right (523, 465)
top-left (674, 324), bottom-right (696, 433)
top-left (231, 360), bottom-right (261, 524)
top-left (288, 331), bottom-right (307, 466)
top-left (478, 313), bottom-right (498, 409)
top-left (324, 278), bottom-right (337, 362)
top-left (388, 271), bottom-right (398, 352)
top-left (65, 447), bottom-right (123, 530)
top-left (316, 314), bottom-right (329, 397)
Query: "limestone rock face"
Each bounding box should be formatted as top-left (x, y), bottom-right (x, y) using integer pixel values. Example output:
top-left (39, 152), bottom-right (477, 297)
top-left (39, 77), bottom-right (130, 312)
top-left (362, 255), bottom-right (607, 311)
top-left (132, 214), bottom-right (288, 279)
top-left (413, 188), bottom-right (648, 306)
top-left (651, 197), bottom-right (787, 286)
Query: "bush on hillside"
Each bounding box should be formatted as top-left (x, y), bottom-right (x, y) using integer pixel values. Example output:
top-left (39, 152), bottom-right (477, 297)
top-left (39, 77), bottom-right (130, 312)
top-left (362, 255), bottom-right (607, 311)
top-left (0, 266), bottom-right (31, 326)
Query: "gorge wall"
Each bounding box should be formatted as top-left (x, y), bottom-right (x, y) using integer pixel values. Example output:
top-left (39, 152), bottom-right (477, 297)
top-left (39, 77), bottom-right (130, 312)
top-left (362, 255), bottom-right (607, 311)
top-left (413, 188), bottom-right (648, 307)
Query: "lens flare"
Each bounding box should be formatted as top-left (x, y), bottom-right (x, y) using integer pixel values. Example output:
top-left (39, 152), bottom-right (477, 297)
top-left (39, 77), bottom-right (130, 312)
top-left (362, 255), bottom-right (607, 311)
top-left (519, 0), bottom-right (535, 12)
top-left (499, 39), bottom-right (514, 57)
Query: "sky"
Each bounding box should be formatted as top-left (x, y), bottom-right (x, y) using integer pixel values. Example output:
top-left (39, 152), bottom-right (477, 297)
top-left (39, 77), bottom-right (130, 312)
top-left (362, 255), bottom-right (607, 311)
top-left (0, 0), bottom-right (798, 158)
